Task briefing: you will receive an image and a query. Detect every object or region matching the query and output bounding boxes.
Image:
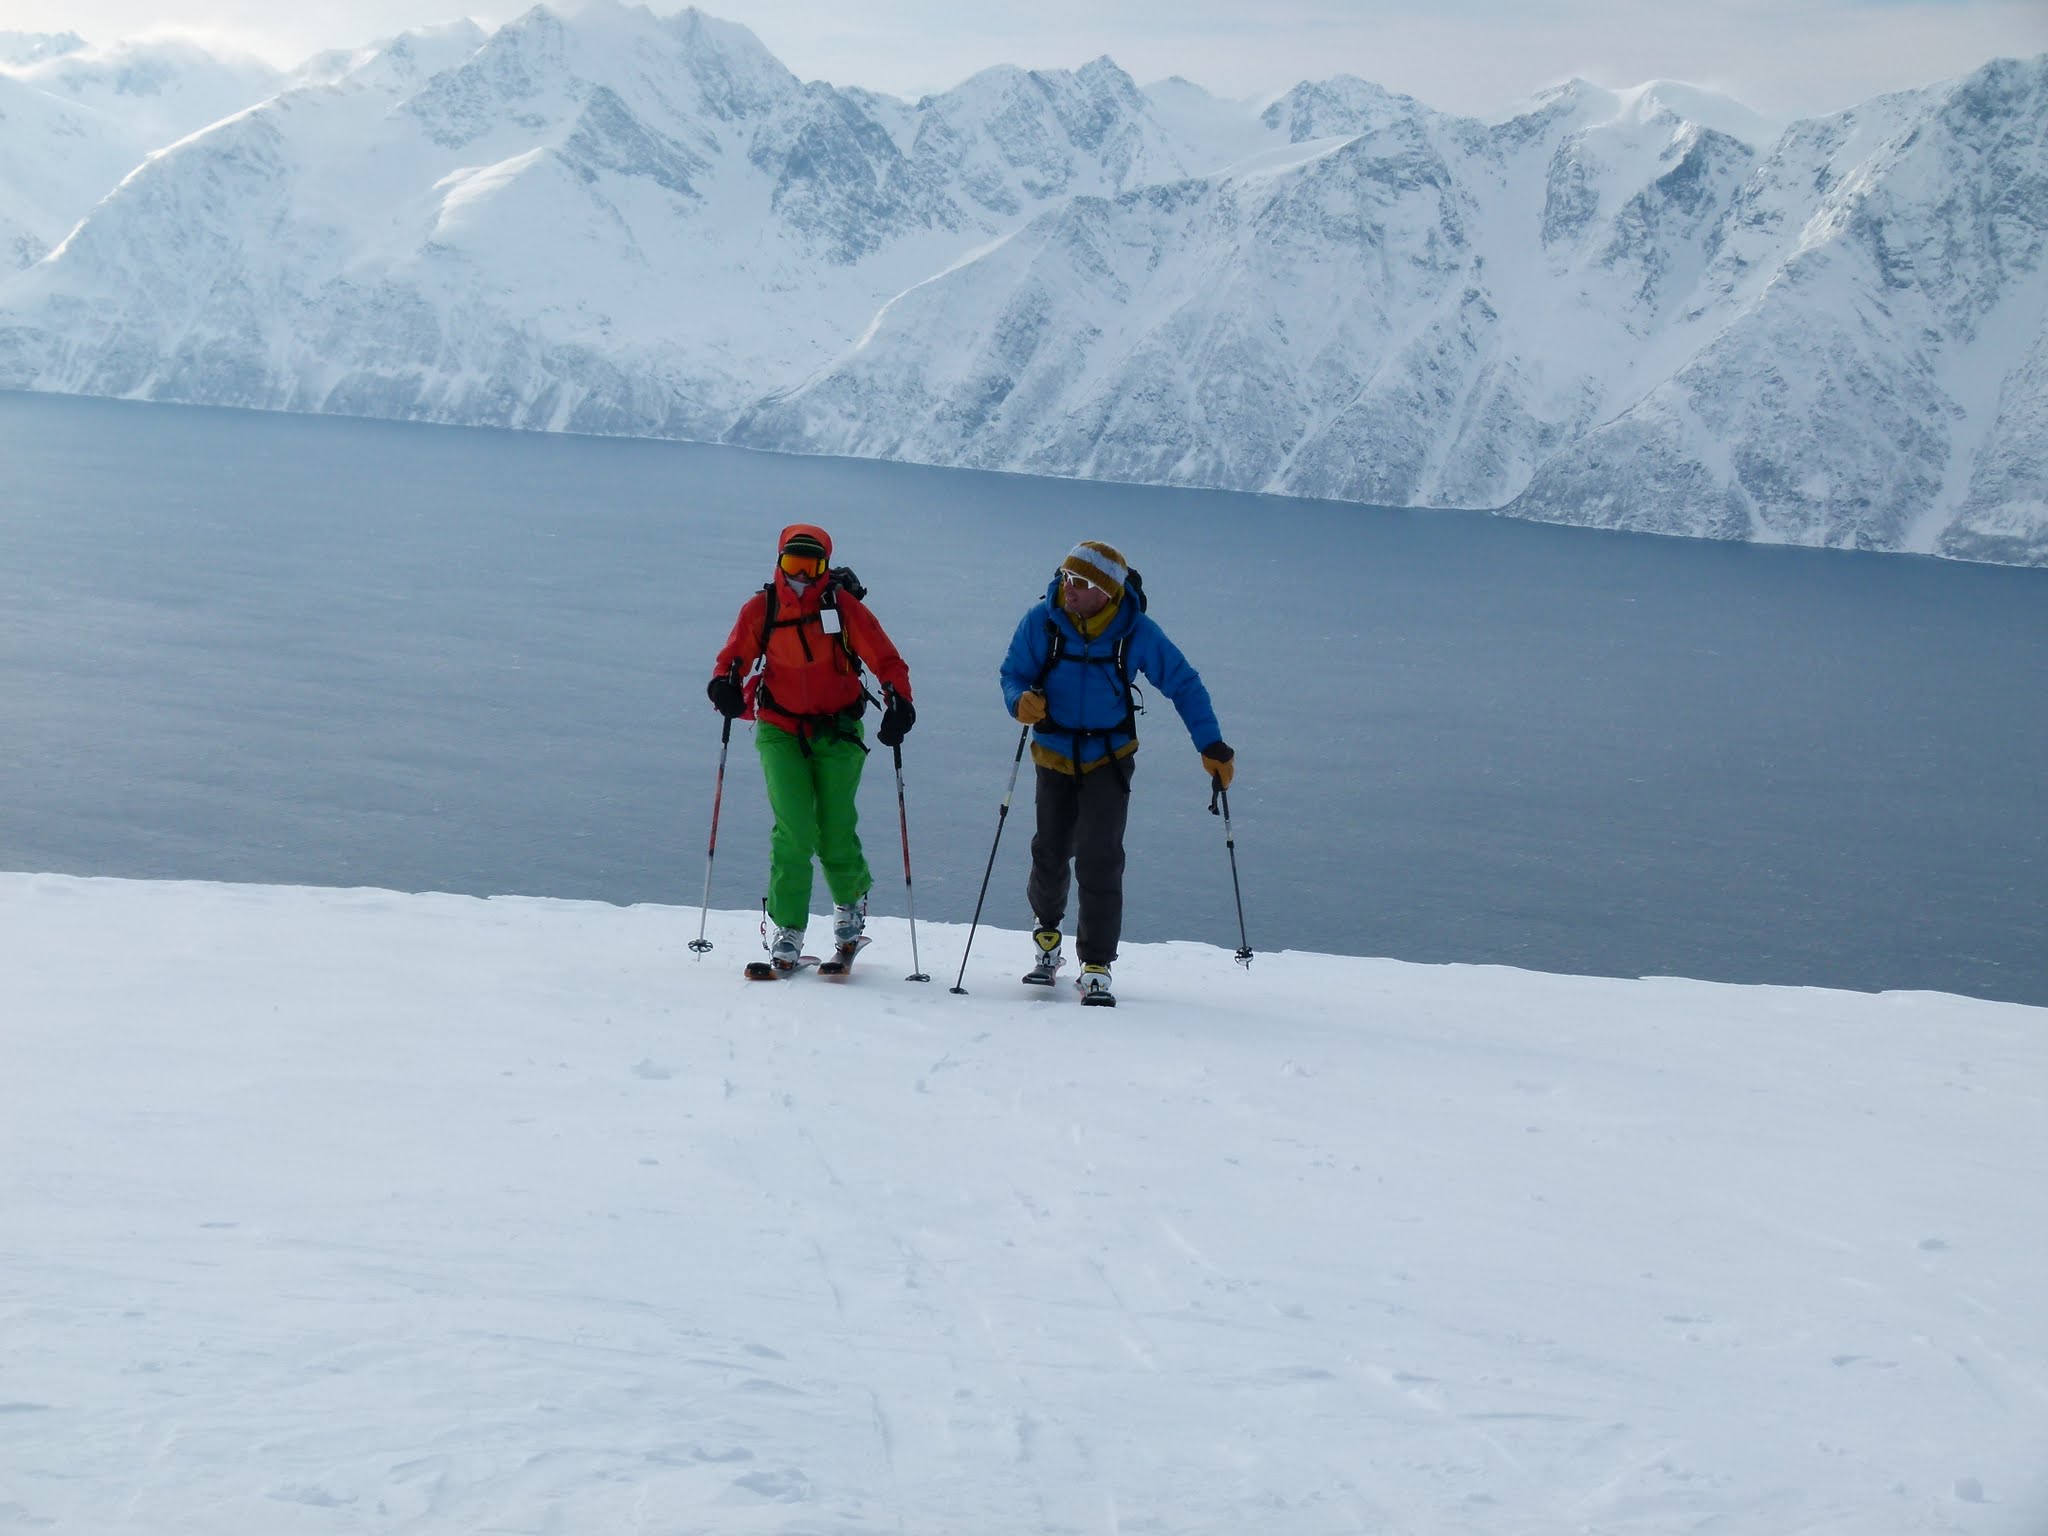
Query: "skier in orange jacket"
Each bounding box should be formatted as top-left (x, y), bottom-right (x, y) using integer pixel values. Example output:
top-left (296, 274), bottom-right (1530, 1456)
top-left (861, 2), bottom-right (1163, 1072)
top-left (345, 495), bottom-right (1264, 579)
top-left (709, 524), bottom-right (914, 969)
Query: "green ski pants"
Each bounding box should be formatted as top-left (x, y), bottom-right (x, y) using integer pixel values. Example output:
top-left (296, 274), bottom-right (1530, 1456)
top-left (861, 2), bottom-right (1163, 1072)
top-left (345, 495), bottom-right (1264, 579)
top-left (757, 721), bottom-right (873, 930)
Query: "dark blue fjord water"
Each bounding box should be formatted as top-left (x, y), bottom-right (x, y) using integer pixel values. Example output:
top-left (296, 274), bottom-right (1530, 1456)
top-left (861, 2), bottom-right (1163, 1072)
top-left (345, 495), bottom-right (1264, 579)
top-left (3, 392), bottom-right (2044, 1004)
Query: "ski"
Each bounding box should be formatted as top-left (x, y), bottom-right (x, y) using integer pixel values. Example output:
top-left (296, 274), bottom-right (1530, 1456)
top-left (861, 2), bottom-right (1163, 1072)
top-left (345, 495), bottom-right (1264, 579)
top-left (817, 934), bottom-right (872, 977)
top-left (1077, 968), bottom-right (1117, 1007)
top-left (745, 956), bottom-right (820, 980)
top-left (1022, 956), bottom-right (1065, 987)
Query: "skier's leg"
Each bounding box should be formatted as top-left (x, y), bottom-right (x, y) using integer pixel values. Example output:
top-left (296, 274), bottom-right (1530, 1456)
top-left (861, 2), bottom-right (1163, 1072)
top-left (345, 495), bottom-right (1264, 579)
top-left (758, 725), bottom-right (820, 930)
top-left (1072, 756), bottom-right (1134, 966)
top-left (1027, 764), bottom-right (1080, 929)
top-left (811, 728), bottom-right (874, 907)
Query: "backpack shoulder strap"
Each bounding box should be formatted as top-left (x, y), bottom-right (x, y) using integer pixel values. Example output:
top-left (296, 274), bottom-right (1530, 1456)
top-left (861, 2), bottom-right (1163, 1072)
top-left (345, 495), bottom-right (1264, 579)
top-left (1032, 614), bottom-right (1064, 690)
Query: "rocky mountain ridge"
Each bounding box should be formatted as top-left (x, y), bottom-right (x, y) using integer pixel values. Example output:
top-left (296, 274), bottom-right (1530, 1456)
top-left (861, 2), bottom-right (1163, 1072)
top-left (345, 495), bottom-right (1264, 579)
top-left (1, 6), bottom-right (2041, 563)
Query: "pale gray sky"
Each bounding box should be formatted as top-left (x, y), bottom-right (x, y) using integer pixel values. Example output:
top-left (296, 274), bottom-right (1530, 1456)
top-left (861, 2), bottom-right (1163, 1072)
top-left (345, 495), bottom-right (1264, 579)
top-left (4, 0), bottom-right (2044, 116)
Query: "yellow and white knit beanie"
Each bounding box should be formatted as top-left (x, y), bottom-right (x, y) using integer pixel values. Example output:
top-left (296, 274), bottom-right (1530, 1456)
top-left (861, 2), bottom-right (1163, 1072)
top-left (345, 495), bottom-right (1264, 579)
top-left (1060, 540), bottom-right (1127, 600)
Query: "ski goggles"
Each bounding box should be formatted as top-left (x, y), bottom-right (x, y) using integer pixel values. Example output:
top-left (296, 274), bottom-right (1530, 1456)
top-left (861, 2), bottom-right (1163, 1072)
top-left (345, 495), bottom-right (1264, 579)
top-left (779, 551), bottom-right (826, 578)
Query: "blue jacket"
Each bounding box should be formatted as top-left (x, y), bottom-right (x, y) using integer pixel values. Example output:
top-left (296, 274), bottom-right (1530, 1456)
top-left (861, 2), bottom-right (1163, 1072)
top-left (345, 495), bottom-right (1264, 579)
top-left (1000, 574), bottom-right (1222, 773)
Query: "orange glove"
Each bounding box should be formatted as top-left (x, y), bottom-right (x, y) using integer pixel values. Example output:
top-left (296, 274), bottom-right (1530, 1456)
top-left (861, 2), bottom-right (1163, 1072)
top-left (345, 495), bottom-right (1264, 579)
top-left (1015, 690), bottom-right (1048, 725)
top-left (1200, 740), bottom-right (1235, 789)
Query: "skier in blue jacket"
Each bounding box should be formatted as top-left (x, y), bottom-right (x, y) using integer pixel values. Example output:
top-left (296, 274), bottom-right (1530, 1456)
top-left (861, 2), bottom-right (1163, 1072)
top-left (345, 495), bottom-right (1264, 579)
top-left (1000, 540), bottom-right (1234, 1004)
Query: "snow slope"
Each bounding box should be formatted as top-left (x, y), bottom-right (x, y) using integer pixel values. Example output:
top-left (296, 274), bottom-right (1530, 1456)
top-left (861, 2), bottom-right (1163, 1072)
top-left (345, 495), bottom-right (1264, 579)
top-left (0, 71), bottom-right (136, 270)
top-left (4, 872), bottom-right (2045, 1533)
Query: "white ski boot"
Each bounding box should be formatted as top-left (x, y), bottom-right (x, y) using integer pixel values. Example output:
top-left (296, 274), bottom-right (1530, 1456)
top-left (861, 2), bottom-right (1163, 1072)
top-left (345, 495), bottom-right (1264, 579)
top-left (1024, 926), bottom-right (1063, 986)
top-left (1077, 962), bottom-right (1115, 1007)
top-left (831, 895), bottom-right (867, 949)
top-left (769, 925), bottom-right (806, 969)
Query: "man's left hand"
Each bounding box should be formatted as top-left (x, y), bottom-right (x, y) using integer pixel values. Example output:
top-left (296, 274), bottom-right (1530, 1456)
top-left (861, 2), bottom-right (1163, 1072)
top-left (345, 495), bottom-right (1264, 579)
top-left (1200, 740), bottom-right (1234, 789)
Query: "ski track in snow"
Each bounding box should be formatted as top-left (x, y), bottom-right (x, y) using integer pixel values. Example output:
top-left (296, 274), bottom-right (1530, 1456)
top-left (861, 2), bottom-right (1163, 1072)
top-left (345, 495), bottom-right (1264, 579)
top-left (1, 872), bottom-right (2045, 1533)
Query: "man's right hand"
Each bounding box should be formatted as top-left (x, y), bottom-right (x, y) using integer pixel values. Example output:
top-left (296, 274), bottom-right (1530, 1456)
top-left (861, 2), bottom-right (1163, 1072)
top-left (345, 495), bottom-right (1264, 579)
top-left (707, 675), bottom-right (745, 718)
top-left (1014, 690), bottom-right (1047, 725)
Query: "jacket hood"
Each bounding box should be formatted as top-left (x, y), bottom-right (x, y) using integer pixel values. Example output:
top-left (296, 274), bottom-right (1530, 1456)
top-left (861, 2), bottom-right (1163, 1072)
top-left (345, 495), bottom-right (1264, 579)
top-left (777, 523), bottom-right (832, 563)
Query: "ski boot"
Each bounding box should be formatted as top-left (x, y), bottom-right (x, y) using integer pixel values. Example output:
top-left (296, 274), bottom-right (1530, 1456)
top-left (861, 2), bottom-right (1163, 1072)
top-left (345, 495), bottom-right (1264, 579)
top-left (820, 897), bottom-right (870, 978)
top-left (745, 924), bottom-right (814, 980)
top-left (1024, 925), bottom-right (1063, 986)
top-left (831, 895), bottom-right (867, 949)
top-left (1077, 962), bottom-right (1115, 1007)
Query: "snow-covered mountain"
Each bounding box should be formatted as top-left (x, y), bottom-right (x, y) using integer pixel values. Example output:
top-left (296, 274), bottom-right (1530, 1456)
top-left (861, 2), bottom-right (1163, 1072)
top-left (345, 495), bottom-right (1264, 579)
top-left (1508, 59), bottom-right (2048, 563)
top-left (0, 70), bottom-right (134, 269)
top-left (730, 76), bottom-right (1769, 511)
top-left (0, 7), bottom-right (2042, 564)
top-left (738, 57), bottom-right (2048, 562)
top-left (3, 35), bottom-right (285, 148)
top-left (0, 3), bottom-right (1201, 437)
top-left (0, 34), bottom-right (288, 271)
top-left (0, 29), bottom-right (85, 67)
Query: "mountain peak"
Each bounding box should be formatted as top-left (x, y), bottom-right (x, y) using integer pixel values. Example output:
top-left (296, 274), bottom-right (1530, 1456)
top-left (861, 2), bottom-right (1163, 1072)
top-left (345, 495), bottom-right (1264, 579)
top-left (1612, 80), bottom-right (1778, 144)
top-left (1261, 74), bottom-right (1428, 143)
top-left (0, 29), bottom-right (86, 66)
top-left (1511, 76), bottom-right (1775, 145)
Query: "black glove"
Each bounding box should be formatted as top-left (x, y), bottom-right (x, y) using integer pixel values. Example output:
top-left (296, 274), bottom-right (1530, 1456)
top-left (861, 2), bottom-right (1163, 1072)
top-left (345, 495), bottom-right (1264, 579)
top-left (877, 694), bottom-right (916, 747)
top-left (707, 674), bottom-right (745, 718)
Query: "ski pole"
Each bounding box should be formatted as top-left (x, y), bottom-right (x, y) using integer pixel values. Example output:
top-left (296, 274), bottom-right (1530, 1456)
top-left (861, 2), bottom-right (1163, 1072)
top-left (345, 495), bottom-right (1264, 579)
top-left (688, 712), bottom-right (735, 955)
top-left (1209, 774), bottom-right (1253, 968)
top-left (950, 724), bottom-right (1031, 994)
top-left (893, 742), bottom-right (930, 982)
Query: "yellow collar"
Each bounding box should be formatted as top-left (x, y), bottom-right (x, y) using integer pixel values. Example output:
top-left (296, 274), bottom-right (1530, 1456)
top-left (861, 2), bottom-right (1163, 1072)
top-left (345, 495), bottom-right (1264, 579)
top-left (1071, 599), bottom-right (1120, 639)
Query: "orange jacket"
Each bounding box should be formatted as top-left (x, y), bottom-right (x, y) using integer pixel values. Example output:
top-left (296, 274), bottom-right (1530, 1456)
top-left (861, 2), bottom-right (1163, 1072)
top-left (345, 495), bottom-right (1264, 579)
top-left (712, 524), bottom-right (911, 737)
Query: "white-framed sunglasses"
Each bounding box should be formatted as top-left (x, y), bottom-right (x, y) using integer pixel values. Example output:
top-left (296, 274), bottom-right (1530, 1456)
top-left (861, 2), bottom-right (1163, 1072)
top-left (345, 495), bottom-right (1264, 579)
top-left (1060, 569), bottom-right (1102, 593)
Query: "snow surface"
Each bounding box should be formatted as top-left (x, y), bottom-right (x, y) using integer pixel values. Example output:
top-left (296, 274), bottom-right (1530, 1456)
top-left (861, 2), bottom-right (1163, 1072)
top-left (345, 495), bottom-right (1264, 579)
top-left (4, 872), bottom-right (2046, 1533)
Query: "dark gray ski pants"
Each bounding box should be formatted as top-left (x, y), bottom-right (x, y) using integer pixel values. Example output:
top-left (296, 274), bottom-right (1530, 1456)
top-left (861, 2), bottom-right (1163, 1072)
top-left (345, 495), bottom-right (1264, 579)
top-left (1027, 758), bottom-right (1135, 966)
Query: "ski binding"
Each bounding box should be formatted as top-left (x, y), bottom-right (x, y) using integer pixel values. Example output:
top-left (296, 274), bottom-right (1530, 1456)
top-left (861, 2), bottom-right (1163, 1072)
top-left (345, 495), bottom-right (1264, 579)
top-left (817, 934), bottom-right (872, 977)
top-left (1077, 969), bottom-right (1116, 1007)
